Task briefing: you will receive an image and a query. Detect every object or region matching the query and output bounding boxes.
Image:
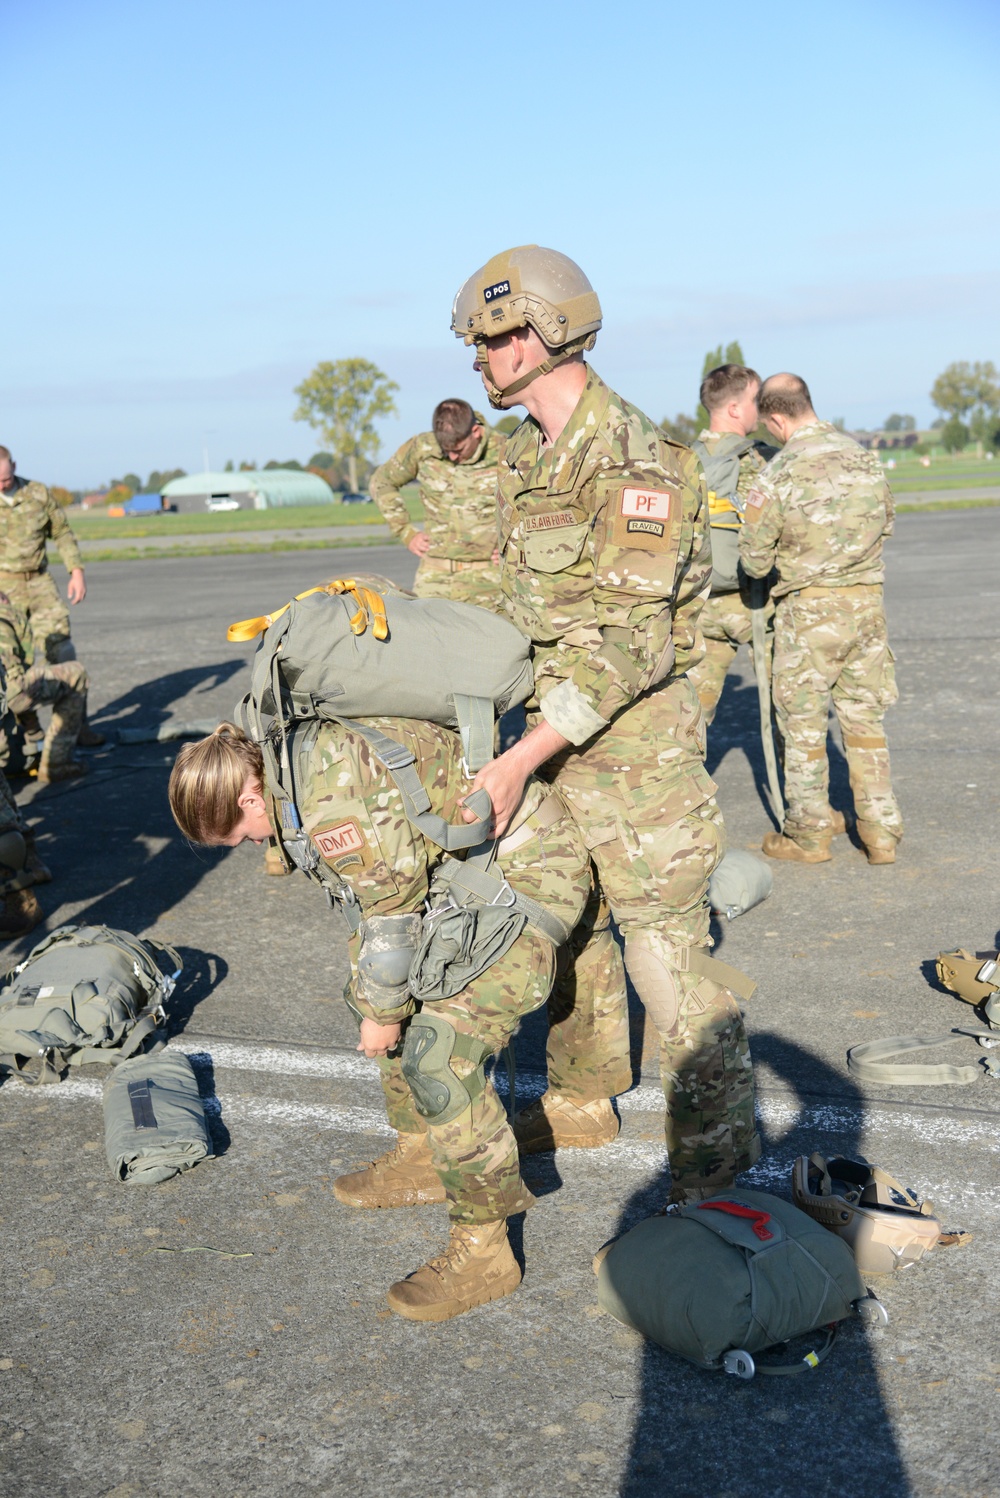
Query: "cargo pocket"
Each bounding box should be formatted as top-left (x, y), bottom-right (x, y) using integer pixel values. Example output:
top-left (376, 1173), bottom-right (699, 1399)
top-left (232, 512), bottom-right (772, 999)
top-left (522, 521), bottom-right (590, 574)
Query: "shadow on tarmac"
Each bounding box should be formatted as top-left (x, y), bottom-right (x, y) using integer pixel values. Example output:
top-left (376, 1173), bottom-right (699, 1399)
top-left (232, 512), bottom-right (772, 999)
top-left (611, 1031), bottom-right (910, 1497)
top-left (90, 659), bottom-right (244, 735)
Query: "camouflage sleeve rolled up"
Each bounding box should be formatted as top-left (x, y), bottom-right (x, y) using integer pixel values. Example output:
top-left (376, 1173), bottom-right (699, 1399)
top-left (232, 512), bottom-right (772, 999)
top-left (369, 436), bottom-right (427, 546)
top-left (47, 491), bottom-right (83, 572)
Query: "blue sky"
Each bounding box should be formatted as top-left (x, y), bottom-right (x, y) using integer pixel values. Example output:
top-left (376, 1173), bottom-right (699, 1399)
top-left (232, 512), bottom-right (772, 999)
top-left (3, 0), bottom-right (998, 487)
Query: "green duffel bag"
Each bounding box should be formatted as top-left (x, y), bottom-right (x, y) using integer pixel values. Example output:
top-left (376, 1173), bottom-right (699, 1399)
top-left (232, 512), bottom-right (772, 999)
top-left (596, 1188), bottom-right (886, 1379)
top-left (0, 924), bottom-right (181, 1085)
top-left (104, 1050), bottom-right (213, 1184)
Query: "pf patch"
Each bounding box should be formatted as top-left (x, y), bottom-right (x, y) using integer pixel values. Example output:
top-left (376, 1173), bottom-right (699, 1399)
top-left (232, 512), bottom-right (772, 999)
top-left (606, 484), bottom-right (682, 564)
top-left (312, 818), bottom-right (370, 871)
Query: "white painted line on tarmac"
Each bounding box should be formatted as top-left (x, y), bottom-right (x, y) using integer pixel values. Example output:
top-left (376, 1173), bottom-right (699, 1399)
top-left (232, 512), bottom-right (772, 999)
top-left (170, 1037), bottom-right (377, 1083)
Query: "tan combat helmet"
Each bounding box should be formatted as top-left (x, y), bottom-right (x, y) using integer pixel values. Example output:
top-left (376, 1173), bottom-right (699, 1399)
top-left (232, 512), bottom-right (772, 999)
top-left (450, 245), bottom-right (602, 407)
top-left (792, 1154), bottom-right (952, 1275)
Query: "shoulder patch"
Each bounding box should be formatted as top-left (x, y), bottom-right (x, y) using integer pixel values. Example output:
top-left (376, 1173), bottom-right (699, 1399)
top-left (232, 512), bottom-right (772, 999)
top-left (312, 817), bottom-right (371, 871)
top-left (604, 482), bottom-right (683, 566)
top-left (745, 487), bottom-right (767, 510)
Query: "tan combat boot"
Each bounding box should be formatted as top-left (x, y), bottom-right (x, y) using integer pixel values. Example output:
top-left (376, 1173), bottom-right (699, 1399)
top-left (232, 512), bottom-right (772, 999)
top-left (761, 831), bottom-right (832, 864)
top-left (386, 1218), bottom-right (521, 1322)
top-left (0, 888), bottom-right (44, 938)
top-left (333, 1132), bottom-right (446, 1208)
top-left (856, 822), bottom-right (899, 865)
top-left (828, 809), bottom-right (847, 836)
top-left (513, 1091), bottom-right (620, 1153)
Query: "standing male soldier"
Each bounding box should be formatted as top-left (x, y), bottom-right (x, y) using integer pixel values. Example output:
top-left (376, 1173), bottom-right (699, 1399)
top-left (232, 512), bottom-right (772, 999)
top-left (0, 591), bottom-right (88, 783)
top-left (686, 364), bottom-right (776, 723)
top-left (370, 399), bottom-right (503, 608)
top-left (0, 446), bottom-right (103, 746)
top-left (451, 246), bottom-right (760, 1206)
top-left (740, 374), bottom-right (903, 864)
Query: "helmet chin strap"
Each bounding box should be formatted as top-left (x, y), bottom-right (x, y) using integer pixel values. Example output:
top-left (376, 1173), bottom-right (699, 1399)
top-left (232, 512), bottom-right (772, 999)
top-left (476, 341), bottom-right (583, 410)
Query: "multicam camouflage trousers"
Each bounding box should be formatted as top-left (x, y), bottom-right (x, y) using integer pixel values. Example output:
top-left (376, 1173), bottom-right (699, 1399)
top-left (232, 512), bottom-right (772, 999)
top-left (0, 768), bottom-right (31, 895)
top-left (686, 589), bottom-right (774, 725)
top-left (374, 790), bottom-right (591, 1225)
top-left (413, 557), bottom-right (502, 610)
top-left (540, 677), bottom-right (761, 1201)
top-left (772, 586), bottom-right (903, 845)
top-left (9, 660), bottom-right (88, 770)
top-left (0, 570), bottom-right (74, 664)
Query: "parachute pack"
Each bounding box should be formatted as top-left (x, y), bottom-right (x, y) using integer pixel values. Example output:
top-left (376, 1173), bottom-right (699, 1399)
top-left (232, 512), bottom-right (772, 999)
top-left (691, 434), bottom-right (762, 594)
top-left (0, 924), bottom-right (181, 1085)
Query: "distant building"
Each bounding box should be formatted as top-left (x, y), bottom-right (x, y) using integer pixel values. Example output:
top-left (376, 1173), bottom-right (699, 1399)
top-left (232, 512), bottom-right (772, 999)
top-left (82, 491), bottom-right (111, 510)
top-left (161, 469), bottom-right (334, 514)
top-left (851, 431), bottom-right (920, 452)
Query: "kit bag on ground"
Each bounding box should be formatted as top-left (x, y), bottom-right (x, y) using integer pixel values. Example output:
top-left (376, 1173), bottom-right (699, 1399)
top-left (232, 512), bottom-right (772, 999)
top-left (708, 849), bottom-right (773, 921)
top-left (0, 925), bottom-right (181, 1085)
top-left (103, 1050), bottom-right (212, 1184)
top-left (228, 579), bottom-right (535, 853)
top-left (596, 1188), bottom-right (884, 1380)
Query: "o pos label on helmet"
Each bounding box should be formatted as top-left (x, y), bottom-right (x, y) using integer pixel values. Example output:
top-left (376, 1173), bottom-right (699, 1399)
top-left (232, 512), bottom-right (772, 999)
top-left (484, 280), bottom-right (511, 303)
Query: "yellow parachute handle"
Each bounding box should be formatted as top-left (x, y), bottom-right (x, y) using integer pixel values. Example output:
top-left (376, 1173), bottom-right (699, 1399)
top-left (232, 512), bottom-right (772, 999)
top-left (226, 580), bottom-right (389, 644)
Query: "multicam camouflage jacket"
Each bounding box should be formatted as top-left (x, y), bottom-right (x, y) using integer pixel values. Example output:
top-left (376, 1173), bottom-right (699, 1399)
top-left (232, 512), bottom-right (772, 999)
top-left (369, 416), bottom-right (503, 559)
top-left (0, 479), bottom-right (83, 574)
top-left (739, 421), bottom-right (895, 597)
top-left (284, 716), bottom-right (572, 1024)
top-left (496, 365), bottom-right (711, 746)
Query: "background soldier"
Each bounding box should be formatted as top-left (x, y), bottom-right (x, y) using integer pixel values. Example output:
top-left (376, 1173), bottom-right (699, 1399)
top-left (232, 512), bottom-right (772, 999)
top-left (452, 245), bottom-right (760, 1206)
top-left (370, 400), bottom-right (503, 607)
top-left (0, 446), bottom-right (103, 747)
top-left (686, 364), bottom-right (776, 723)
top-left (0, 768), bottom-right (45, 937)
top-left (0, 591), bottom-right (88, 783)
top-left (740, 373), bottom-right (903, 864)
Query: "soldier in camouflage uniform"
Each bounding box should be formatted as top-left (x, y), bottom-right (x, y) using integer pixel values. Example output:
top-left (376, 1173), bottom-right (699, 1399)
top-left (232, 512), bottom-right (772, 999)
top-left (686, 364), bottom-right (777, 723)
top-left (740, 374), bottom-right (903, 864)
top-left (168, 719), bottom-right (591, 1321)
top-left (451, 246), bottom-right (761, 1204)
top-left (0, 591), bottom-right (88, 783)
top-left (0, 766), bottom-right (45, 936)
top-left (369, 400), bottom-right (503, 608)
top-left (0, 446), bottom-right (103, 747)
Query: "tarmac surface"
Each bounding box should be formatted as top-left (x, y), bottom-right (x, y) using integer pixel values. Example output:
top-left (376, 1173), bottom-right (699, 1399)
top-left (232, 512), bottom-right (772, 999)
top-left (2, 515), bottom-right (1000, 1497)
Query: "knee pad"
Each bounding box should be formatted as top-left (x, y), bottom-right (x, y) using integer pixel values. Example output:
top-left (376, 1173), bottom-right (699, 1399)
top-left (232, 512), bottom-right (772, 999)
top-left (623, 933), bottom-right (684, 1037)
top-left (0, 829), bottom-right (26, 873)
top-left (400, 1013), bottom-right (487, 1127)
top-left (356, 912), bottom-right (422, 1012)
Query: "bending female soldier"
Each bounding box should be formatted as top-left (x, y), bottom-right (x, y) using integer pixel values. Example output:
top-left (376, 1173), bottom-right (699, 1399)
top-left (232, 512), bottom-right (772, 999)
top-left (169, 718), bottom-right (590, 1322)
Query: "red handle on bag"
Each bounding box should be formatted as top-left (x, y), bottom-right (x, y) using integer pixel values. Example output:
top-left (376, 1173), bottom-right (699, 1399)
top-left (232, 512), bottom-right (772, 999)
top-left (697, 1200), bottom-right (774, 1241)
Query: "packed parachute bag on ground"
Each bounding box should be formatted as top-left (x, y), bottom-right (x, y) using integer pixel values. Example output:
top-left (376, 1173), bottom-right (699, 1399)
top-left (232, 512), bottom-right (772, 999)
top-left (595, 1188), bottom-right (886, 1380)
top-left (103, 1050), bottom-right (212, 1184)
top-left (792, 1153), bottom-right (969, 1274)
top-left (0, 925), bottom-right (181, 1085)
top-left (227, 578), bottom-right (535, 856)
top-left (708, 849), bottom-right (773, 921)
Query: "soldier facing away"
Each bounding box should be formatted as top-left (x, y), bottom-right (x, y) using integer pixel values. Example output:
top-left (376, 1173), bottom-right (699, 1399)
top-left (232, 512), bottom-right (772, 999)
top-left (169, 720), bottom-right (592, 1321)
top-left (685, 364), bottom-right (777, 724)
top-left (0, 446), bottom-right (103, 747)
top-left (369, 400), bottom-right (503, 608)
top-left (739, 373), bottom-right (903, 864)
top-left (451, 245), bottom-right (761, 1205)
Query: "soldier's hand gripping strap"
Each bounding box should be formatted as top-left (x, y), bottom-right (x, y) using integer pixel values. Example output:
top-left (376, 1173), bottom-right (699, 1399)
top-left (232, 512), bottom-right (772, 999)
top-left (400, 1013), bottom-right (491, 1125)
top-left (357, 913), bottom-right (423, 1013)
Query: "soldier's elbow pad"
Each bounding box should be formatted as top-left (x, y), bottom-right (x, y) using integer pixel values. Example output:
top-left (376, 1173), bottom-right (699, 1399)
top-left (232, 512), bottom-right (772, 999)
top-left (356, 912), bottom-right (424, 1012)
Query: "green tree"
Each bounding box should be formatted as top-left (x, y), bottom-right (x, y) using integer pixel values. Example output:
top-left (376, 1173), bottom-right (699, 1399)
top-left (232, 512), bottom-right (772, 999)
top-left (494, 415), bottom-right (521, 436)
top-left (695, 340), bottom-right (745, 428)
top-left (930, 361), bottom-right (999, 452)
top-left (940, 417), bottom-right (970, 453)
top-left (293, 358), bottom-right (399, 494)
top-left (658, 412), bottom-right (699, 444)
top-left (884, 414), bottom-right (915, 432)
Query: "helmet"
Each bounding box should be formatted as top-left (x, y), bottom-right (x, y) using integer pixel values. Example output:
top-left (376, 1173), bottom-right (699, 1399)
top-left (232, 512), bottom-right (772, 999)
top-left (792, 1154), bottom-right (943, 1275)
top-left (451, 245), bottom-right (602, 408)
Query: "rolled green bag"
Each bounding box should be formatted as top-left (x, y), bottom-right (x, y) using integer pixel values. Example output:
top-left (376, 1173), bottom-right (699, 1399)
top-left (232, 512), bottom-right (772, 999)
top-left (103, 1051), bottom-right (213, 1184)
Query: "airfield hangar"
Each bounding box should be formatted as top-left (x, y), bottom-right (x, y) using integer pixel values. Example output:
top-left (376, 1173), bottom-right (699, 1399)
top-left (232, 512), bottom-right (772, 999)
top-left (161, 469), bottom-right (333, 513)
